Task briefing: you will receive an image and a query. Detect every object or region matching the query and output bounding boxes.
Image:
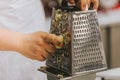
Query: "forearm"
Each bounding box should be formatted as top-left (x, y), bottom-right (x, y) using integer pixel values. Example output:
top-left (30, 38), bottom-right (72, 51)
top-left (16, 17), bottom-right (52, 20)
top-left (0, 28), bottom-right (63, 61)
top-left (0, 28), bottom-right (23, 51)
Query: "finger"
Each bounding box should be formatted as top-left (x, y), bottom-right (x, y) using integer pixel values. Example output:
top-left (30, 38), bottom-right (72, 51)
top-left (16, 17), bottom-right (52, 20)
top-left (80, 0), bottom-right (87, 10)
top-left (34, 50), bottom-right (49, 61)
top-left (37, 55), bottom-right (46, 61)
top-left (40, 31), bottom-right (49, 39)
top-left (37, 37), bottom-right (55, 54)
top-left (39, 49), bottom-right (50, 58)
top-left (44, 43), bottom-right (55, 54)
top-left (33, 47), bottom-right (47, 61)
top-left (46, 34), bottom-right (62, 46)
top-left (37, 32), bottom-right (62, 48)
top-left (32, 45), bottom-right (50, 60)
top-left (68, 0), bottom-right (75, 4)
top-left (46, 34), bottom-right (57, 44)
top-left (21, 51), bottom-right (37, 60)
top-left (91, 0), bottom-right (99, 10)
top-left (27, 53), bottom-right (45, 61)
top-left (87, 0), bottom-right (91, 8)
top-left (42, 33), bottom-right (60, 45)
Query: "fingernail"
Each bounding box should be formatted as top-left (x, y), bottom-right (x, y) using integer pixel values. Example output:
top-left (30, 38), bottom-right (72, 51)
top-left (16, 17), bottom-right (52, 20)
top-left (81, 4), bottom-right (86, 10)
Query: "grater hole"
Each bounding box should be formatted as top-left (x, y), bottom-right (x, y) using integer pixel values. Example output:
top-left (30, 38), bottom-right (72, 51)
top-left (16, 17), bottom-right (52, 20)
top-left (75, 18), bottom-right (77, 21)
top-left (77, 22), bottom-right (79, 25)
top-left (84, 21), bottom-right (86, 24)
top-left (74, 22), bottom-right (76, 25)
top-left (74, 31), bottom-right (76, 34)
top-left (74, 26), bottom-right (75, 29)
top-left (82, 16), bottom-right (84, 20)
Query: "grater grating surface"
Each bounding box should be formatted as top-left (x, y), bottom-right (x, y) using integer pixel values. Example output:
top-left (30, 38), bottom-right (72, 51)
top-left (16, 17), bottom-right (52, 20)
top-left (72, 11), bottom-right (106, 74)
top-left (46, 8), bottom-right (107, 76)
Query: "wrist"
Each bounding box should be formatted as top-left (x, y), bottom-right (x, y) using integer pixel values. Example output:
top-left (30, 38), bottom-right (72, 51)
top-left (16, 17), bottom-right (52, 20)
top-left (11, 32), bottom-right (26, 53)
top-left (0, 29), bottom-right (27, 53)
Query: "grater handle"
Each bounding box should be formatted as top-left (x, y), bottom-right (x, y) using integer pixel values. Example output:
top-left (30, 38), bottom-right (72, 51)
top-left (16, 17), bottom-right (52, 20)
top-left (61, 0), bottom-right (68, 7)
top-left (61, 0), bottom-right (78, 7)
top-left (61, 0), bottom-right (81, 11)
top-left (61, 0), bottom-right (94, 10)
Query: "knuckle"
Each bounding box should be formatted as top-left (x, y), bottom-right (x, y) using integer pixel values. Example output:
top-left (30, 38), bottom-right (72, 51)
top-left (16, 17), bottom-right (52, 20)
top-left (42, 32), bottom-right (49, 38)
top-left (39, 58), bottom-right (45, 61)
top-left (47, 46), bottom-right (55, 54)
top-left (37, 55), bottom-right (46, 61)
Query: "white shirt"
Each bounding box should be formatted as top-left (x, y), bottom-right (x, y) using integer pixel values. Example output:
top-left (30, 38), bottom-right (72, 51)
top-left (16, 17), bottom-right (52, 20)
top-left (0, 0), bottom-right (49, 80)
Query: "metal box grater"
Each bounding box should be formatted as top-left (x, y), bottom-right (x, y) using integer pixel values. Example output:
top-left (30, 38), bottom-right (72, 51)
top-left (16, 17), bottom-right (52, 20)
top-left (46, 7), bottom-right (107, 76)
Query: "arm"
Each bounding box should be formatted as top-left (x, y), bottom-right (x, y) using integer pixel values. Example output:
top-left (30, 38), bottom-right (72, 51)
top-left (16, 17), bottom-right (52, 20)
top-left (0, 28), bottom-right (62, 61)
top-left (0, 28), bottom-right (23, 51)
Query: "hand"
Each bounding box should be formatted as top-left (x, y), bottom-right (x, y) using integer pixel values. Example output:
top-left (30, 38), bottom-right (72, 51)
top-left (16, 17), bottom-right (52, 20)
top-left (17, 31), bottom-right (61, 61)
top-left (68, 0), bottom-right (99, 10)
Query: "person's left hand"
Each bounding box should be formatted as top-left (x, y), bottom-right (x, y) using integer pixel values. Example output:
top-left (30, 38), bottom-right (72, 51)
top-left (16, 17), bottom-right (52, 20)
top-left (68, 0), bottom-right (99, 10)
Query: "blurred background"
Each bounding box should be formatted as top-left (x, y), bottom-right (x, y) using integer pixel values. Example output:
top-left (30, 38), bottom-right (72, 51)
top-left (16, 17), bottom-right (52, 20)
top-left (41, 0), bottom-right (120, 69)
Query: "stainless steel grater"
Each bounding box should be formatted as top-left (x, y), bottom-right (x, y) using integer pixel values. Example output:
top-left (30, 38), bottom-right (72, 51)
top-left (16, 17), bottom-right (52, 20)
top-left (39, 0), bottom-right (107, 79)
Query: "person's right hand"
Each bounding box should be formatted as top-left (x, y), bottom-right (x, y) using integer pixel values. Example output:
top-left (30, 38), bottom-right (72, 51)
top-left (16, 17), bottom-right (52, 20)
top-left (68, 0), bottom-right (99, 10)
top-left (17, 31), bottom-right (62, 61)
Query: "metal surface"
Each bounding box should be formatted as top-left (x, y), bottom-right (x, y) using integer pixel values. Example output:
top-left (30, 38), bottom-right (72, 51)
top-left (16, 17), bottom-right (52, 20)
top-left (38, 66), bottom-right (96, 80)
top-left (46, 7), bottom-right (107, 76)
top-left (72, 11), bottom-right (107, 75)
